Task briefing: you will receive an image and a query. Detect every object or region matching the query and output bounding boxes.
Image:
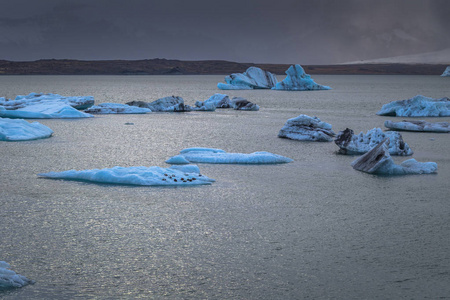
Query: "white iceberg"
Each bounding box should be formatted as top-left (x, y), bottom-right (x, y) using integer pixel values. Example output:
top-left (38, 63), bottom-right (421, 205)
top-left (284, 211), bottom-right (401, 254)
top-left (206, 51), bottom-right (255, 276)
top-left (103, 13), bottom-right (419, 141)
top-left (441, 66), bottom-right (450, 77)
top-left (38, 165), bottom-right (214, 186)
top-left (351, 139), bottom-right (437, 175)
top-left (272, 64), bottom-right (331, 91)
top-left (230, 97), bottom-right (260, 111)
top-left (384, 120), bottom-right (449, 133)
top-left (217, 66), bottom-right (278, 90)
top-left (0, 92), bottom-right (94, 110)
top-left (0, 117), bottom-right (53, 141)
top-left (195, 94), bottom-right (231, 109)
top-left (376, 95), bottom-right (450, 117)
top-left (166, 147), bottom-right (293, 164)
top-left (0, 261), bottom-right (33, 289)
top-left (335, 127), bottom-right (413, 155)
top-left (278, 114), bottom-right (335, 142)
top-left (84, 103), bottom-right (151, 114)
top-left (0, 102), bottom-right (93, 119)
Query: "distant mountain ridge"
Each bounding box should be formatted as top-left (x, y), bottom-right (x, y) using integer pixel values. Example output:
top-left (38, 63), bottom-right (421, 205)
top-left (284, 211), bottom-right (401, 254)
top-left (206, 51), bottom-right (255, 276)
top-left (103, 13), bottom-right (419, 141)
top-left (0, 59), bottom-right (447, 75)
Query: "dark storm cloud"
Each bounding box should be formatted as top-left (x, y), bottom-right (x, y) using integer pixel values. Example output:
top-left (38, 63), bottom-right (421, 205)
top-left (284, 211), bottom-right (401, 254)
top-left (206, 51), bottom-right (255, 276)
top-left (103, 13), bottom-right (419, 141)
top-left (1, 0), bottom-right (449, 63)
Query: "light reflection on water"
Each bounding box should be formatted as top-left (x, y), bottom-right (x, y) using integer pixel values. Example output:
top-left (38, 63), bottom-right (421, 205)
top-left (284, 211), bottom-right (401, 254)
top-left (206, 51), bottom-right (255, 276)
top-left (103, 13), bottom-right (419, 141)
top-left (1, 75), bottom-right (449, 299)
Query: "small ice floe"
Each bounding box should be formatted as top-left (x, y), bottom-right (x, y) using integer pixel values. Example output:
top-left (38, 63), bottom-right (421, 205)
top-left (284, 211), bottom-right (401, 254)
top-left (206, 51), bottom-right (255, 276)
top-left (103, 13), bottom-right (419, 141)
top-left (278, 114), bottom-right (335, 142)
top-left (272, 64), bottom-right (331, 91)
top-left (195, 93), bottom-right (231, 109)
top-left (335, 128), bottom-right (413, 155)
top-left (351, 139), bottom-right (437, 175)
top-left (126, 96), bottom-right (188, 112)
top-left (384, 120), bottom-right (450, 133)
top-left (166, 147), bottom-right (293, 164)
top-left (441, 66), bottom-right (450, 77)
top-left (217, 66), bottom-right (278, 90)
top-left (376, 95), bottom-right (450, 117)
top-left (0, 92), bottom-right (94, 110)
top-left (0, 102), bottom-right (93, 119)
top-left (38, 165), bottom-right (214, 186)
top-left (230, 97), bottom-right (259, 111)
top-left (0, 261), bottom-right (34, 289)
top-left (0, 117), bottom-right (53, 141)
top-left (84, 103), bottom-right (151, 114)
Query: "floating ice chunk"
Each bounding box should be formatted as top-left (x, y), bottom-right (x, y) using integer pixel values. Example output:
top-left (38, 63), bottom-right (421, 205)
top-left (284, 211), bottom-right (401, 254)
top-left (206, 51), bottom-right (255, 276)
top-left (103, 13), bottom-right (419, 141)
top-left (0, 117), bottom-right (53, 141)
top-left (278, 114), bottom-right (335, 142)
top-left (351, 139), bottom-right (437, 175)
top-left (195, 94), bottom-right (231, 109)
top-left (230, 97), bottom-right (259, 111)
top-left (38, 165), bottom-right (214, 186)
top-left (376, 95), bottom-right (450, 117)
top-left (84, 103), bottom-right (151, 114)
top-left (384, 120), bottom-right (449, 133)
top-left (441, 66), bottom-right (450, 77)
top-left (167, 147), bottom-right (293, 164)
top-left (166, 155), bottom-right (191, 164)
top-left (272, 64), bottom-right (331, 91)
top-left (0, 102), bottom-right (93, 119)
top-left (1, 93), bottom-right (94, 110)
top-left (218, 66), bottom-right (278, 90)
top-left (0, 261), bottom-right (33, 289)
top-left (127, 96), bottom-right (190, 112)
top-left (335, 127), bottom-right (413, 155)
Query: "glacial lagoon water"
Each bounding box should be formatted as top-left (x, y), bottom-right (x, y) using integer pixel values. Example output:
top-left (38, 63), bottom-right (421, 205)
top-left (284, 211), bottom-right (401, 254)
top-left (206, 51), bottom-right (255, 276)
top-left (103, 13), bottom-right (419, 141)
top-left (1, 75), bottom-right (449, 299)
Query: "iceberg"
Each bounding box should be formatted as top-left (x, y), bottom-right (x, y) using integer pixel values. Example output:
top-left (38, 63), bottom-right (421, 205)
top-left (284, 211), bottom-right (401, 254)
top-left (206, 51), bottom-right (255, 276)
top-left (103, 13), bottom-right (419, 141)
top-left (351, 139), bottom-right (437, 175)
top-left (84, 103), bottom-right (151, 114)
top-left (229, 97), bottom-right (259, 111)
top-left (0, 261), bottom-right (33, 289)
top-left (278, 114), bottom-right (335, 142)
top-left (0, 117), bottom-right (53, 141)
top-left (334, 128), bottom-right (413, 155)
top-left (376, 95), bottom-right (450, 117)
top-left (384, 120), bottom-right (449, 133)
top-left (441, 66), bottom-right (450, 77)
top-left (195, 94), bottom-right (231, 109)
top-left (127, 96), bottom-right (195, 112)
top-left (217, 66), bottom-right (278, 90)
top-left (38, 165), bottom-right (215, 186)
top-left (0, 102), bottom-right (93, 119)
top-left (0, 92), bottom-right (94, 110)
top-left (166, 147), bottom-right (293, 164)
top-left (272, 64), bottom-right (331, 91)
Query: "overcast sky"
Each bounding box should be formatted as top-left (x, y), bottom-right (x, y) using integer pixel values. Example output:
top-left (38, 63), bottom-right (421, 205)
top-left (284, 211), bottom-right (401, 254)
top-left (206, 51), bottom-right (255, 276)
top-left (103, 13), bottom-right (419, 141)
top-left (1, 0), bottom-right (449, 64)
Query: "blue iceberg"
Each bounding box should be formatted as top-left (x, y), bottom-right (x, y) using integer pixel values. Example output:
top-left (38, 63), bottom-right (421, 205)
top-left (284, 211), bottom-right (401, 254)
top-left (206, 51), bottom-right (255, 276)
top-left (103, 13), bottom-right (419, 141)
top-left (0, 102), bottom-right (93, 119)
top-left (38, 165), bottom-right (215, 186)
top-left (441, 66), bottom-right (450, 77)
top-left (0, 117), bottom-right (53, 141)
top-left (84, 103), bottom-right (151, 114)
top-left (377, 95), bottom-right (450, 117)
top-left (0, 261), bottom-right (33, 289)
top-left (273, 65), bottom-right (331, 91)
top-left (166, 147), bottom-right (293, 164)
top-left (1, 93), bottom-right (94, 110)
top-left (351, 139), bottom-right (437, 175)
top-left (217, 67), bottom-right (278, 90)
top-left (278, 114), bottom-right (335, 142)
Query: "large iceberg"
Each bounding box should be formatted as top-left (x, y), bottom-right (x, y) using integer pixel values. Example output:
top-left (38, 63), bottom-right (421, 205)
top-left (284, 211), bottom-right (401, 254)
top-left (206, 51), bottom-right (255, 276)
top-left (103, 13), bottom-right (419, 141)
top-left (0, 102), bottom-right (93, 119)
top-left (334, 128), bottom-right (413, 155)
top-left (166, 148), bottom-right (293, 164)
top-left (272, 64), bottom-right (331, 91)
top-left (376, 95), bottom-right (450, 117)
top-left (84, 103), bottom-right (151, 114)
top-left (38, 165), bottom-right (215, 186)
top-left (278, 114), bottom-right (335, 142)
top-left (0, 93), bottom-right (94, 110)
top-left (351, 139), bottom-right (437, 175)
top-left (0, 261), bottom-right (33, 289)
top-left (385, 120), bottom-right (449, 133)
top-left (0, 118), bottom-right (53, 141)
top-left (441, 66), bottom-right (450, 77)
top-left (217, 66), bottom-right (278, 90)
